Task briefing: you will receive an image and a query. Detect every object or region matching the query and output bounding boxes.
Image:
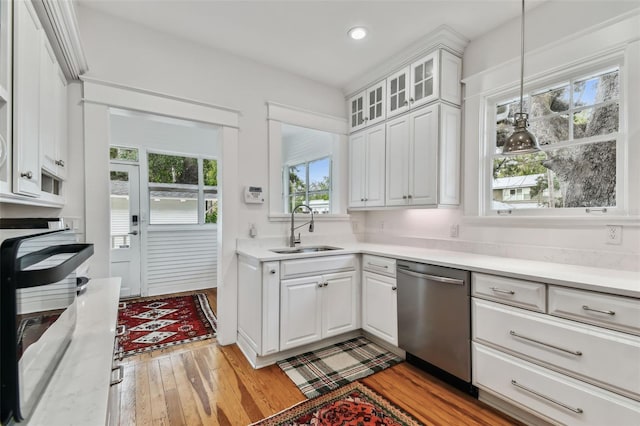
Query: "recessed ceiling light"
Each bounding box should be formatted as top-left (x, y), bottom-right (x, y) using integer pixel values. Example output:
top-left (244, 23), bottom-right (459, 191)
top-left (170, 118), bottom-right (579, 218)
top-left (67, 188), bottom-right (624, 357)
top-left (348, 27), bottom-right (367, 40)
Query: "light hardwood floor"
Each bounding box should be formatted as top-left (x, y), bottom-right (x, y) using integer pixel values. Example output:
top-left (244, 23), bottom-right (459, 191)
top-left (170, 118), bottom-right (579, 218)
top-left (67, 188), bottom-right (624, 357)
top-left (118, 288), bottom-right (520, 425)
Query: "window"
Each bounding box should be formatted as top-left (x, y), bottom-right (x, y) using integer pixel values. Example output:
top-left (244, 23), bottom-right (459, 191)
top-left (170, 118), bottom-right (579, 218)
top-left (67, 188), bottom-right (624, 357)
top-left (490, 67), bottom-right (620, 214)
top-left (286, 156), bottom-right (331, 214)
top-left (148, 152), bottom-right (217, 225)
top-left (110, 146), bottom-right (139, 162)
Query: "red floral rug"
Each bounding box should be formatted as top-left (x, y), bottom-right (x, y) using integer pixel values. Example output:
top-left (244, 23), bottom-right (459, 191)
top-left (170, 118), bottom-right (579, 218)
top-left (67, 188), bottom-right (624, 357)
top-left (252, 382), bottom-right (422, 426)
top-left (116, 293), bottom-right (216, 358)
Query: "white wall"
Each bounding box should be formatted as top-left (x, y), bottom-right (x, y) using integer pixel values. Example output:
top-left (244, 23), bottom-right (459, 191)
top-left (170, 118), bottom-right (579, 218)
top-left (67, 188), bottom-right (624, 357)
top-left (76, 5), bottom-right (360, 242)
top-left (365, 2), bottom-right (640, 271)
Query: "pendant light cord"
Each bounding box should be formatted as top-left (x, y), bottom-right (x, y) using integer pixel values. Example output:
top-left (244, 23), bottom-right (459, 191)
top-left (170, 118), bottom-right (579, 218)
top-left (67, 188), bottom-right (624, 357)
top-left (519, 0), bottom-right (525, 115)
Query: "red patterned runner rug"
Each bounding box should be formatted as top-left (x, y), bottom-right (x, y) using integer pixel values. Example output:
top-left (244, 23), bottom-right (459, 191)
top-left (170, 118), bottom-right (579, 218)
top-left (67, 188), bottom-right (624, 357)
top-left (116, 293), bottom-right (217, 358)
top-left (252, 381), bottom-right (423, 426)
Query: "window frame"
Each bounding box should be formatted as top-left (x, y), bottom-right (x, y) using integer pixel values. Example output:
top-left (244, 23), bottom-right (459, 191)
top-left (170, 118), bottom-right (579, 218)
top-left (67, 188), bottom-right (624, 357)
top-left (482, 56), bottom-right (627, 218)
top-left (283, 155), bottom-right (332, 214)
top-left (146, 149), bottom-right (218, 226)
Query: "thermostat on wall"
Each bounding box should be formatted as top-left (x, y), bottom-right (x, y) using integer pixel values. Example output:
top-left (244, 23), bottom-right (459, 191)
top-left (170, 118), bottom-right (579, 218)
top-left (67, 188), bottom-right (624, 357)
top-left (244, 186), bottom-right (265, 204)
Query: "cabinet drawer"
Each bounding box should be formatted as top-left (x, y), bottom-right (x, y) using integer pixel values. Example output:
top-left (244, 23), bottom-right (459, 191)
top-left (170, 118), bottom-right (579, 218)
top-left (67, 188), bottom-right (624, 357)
top-left (362, 254), bottom-right (396, 277)
top-left (549, 286), bottom-right (640, 336)
top-left (473, 343), bottom-right (640, 426)
top-left (281, 254), bottom-right (357, 279)
top-left (472, 273), bottom-right (545, 312)
top-left (473, 299), bottom-right (640, 401)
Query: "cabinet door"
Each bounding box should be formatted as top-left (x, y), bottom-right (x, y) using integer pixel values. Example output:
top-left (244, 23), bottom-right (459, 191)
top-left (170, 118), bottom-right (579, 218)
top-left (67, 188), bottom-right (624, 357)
top-left (322, 271), bottom-right (359, 338)
top-left (348, 131), bottom-right (366, 207)
top-left (364, 124), bottom-right (385, 207)
top-left (385, 115), bottom-right (409, 206)
top-left (54, 67), bottom-right (68, 180)
top-left (362, 271), bottom-right (398, 346)
top-left (410, 51), bottom-right (439, 109)
top-left (40, 38), bottom-right (57, 176)
top-left (280, 275), bottom-right (323, 351)
top-left (349, 91), bottom-right (366, 132)
top-left (13, 0), bottom-right (42, 196)
top-left (409, 105), bottom-right (438, 205)
top-left (386, 66), bottom-right (410, 118)
top-left (237, 256), bottom-right (263, 353)
top-left (365, 81), bottom-right (386, 126)
top-left (261, 261), bottom-right (280, 355)
top-left (440, 50), bottom-right (462, 106)
top-left (0, 0), bottom-right (12, 193)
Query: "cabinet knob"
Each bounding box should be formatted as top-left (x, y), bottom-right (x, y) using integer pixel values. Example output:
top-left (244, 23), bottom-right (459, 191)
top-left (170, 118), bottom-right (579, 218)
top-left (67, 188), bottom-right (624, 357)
top-left (324, 282), bottom-right (329, 287)
top-left (409, 98), bottom-right (415, 103)
top-left (402, 195), bottom-right (407, 199)
top-left (55, 160), bottom-right (65, 167)
top-left (364, 198), bottom-right (368, 201)
top-left (391, 286), bottom-right (397, 291)
top-left (364, 117), bottom-right (369, 121)
top-left (318, 283), bottom-right (323, 288)
top-left (403, 100), bottom-right (409, 106)
top-left (21, 171), bottom-right (33, 179)
top-left (408, 194), bottom-right (412, 199)
top-left (360, 198), bottom-right (364, 202)
top-left (270, 269), bottom-right (276, 275)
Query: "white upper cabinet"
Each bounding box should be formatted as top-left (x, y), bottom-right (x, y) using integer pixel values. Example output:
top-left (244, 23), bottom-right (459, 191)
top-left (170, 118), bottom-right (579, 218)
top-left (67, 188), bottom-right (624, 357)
top-left (0, 0), bottom-right (12, 194)
top-left (386, 50), bottom-right (461, 119)
top-left (386, 103), bottom-right (460, 207)
top-left (349, 80), bottom-right (386, 132)
top-left (13, 0), bottom-right (42, 197)
top-left (348, 123), bottom-right (385, 208)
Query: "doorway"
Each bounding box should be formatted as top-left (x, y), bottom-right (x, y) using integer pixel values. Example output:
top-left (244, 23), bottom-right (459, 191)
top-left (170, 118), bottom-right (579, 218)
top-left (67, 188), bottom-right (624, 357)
top-left (109, 162), bottom-right (141, 297)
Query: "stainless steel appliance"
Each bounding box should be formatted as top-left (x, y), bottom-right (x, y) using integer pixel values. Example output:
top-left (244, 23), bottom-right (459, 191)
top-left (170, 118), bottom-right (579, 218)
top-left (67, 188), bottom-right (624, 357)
top-left (397, 260), bottom-right (475, 393)
top-left (1, 230), bottom-right (93, 423)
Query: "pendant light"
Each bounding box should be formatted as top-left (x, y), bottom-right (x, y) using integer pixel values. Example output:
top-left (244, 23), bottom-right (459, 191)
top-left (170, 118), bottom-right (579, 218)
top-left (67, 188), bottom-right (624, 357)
top-left (502, 0), bottom-right (540, 155)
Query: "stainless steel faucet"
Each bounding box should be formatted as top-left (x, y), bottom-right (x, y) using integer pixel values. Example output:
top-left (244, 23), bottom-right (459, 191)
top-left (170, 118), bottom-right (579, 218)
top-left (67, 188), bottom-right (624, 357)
top-left (290, 204), bottom-right (314, 247)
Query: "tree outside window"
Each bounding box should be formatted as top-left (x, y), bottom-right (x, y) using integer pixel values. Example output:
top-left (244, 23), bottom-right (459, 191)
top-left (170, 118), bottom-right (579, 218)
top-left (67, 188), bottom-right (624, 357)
top-left (491, 68), bottom-right (619, 211)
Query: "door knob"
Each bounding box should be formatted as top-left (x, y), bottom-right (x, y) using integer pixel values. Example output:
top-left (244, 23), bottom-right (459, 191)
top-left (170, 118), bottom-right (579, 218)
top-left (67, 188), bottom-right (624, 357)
top-left (128, 230), bottom-right (138, 236)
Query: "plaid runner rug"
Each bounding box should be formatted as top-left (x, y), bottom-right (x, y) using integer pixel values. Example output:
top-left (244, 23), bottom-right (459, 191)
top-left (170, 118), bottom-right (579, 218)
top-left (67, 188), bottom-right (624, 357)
top-left (277, 336), bottom-right (402, 398)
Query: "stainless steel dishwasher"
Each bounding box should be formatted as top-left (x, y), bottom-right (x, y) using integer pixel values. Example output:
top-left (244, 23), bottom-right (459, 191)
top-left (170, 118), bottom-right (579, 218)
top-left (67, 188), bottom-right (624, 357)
top-left (397, 260), bottom-right (474, 392)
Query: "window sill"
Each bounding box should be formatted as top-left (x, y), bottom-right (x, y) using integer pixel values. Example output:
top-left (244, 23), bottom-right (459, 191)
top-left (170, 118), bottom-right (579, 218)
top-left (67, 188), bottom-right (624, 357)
top-left (268, 213), bottom-right (351, 222)
top-left (463, 215), bottom-right (640, 228)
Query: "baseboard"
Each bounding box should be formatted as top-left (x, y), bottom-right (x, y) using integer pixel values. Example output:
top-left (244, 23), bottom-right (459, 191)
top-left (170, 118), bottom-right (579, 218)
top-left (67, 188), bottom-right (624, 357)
top-left (478, 389), bottom-right (557, 426)
top-left (147, 281), bottom-right (213, 297)
top-left (361, 331), bottom-right (405, 359)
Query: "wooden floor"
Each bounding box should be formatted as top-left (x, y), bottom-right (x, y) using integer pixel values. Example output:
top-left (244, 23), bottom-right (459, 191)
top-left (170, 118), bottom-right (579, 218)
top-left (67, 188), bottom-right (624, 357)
top-left (118, 288), bottom-right (519, 425)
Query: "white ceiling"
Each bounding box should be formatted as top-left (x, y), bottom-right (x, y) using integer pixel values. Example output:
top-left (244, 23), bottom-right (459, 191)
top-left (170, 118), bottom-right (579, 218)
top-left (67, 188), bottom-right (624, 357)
top-left (78, 0), bottom-right (547, 89)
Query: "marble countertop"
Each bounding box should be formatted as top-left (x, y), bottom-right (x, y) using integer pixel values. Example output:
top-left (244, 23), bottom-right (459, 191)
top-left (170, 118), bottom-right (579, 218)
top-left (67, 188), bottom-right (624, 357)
top-left (237, 242), bottom-right (640, 298)
top-left (27, 277), bottom-right (121, 426)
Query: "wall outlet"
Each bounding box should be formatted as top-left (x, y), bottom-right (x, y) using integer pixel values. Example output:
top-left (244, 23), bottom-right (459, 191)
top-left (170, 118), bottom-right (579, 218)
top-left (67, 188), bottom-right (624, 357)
top-left (450, 224), bottom-right (459, 238)
top-left (606, 225), bottom-right (622, 245)
top-left (351, 221), bottom-right (359, 232)
top-left (380, 221), bottom-right (385, 231)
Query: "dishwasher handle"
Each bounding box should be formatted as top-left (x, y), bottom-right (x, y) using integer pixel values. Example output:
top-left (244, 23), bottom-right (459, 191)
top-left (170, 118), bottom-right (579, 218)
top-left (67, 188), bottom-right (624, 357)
top-left (397, 267), bottom-right (465, 285)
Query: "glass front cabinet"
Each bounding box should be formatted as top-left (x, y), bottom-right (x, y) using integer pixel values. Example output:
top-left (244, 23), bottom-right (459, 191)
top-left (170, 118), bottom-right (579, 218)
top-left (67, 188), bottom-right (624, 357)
top-left (348, 80), bottom-right (386, 132)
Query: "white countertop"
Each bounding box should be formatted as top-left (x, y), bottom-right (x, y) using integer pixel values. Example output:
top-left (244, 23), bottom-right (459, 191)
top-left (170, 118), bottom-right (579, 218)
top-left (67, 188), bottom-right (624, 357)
top-left (237, 242), bottom-right (640, 298)
top-left (27, 277), bottom-right (121, 426)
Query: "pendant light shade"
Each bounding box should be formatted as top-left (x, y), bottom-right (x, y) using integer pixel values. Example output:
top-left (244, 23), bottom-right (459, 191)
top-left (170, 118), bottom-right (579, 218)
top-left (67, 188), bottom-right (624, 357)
top-left (502, 0), bottom-right (540, 155)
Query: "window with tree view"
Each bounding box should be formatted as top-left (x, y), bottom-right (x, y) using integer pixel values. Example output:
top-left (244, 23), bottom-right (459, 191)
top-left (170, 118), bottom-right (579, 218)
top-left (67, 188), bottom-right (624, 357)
top-left (287, 157), bottom-right (331, 214)
top-left (492, 67), bottom-right (619, 213)
top-left (148, 153), bottom-right (218, 225)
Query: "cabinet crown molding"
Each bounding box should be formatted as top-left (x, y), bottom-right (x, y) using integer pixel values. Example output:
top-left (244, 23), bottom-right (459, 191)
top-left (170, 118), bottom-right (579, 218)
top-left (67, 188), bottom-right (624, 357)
top-left (344, 25), bottom-right (469, 97)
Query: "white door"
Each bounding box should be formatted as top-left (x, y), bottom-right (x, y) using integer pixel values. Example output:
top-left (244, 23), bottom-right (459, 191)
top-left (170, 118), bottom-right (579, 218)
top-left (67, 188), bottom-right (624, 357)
top-left (280, 275), bottom-right (323, 351)
top-left (362, 271), bottom-right (398, 346)
top-left (110, 163), bottom-right (141, 298)
top-left (365, 81), bottom-right (386, 126)
top-left (322, 271), bottom-right (358, 338)
top-left (364, 124), bottom-right (386, 207)
top-left (348, 131), bottom-right (366, 207)
top-left (386, 66), bottom-right (410, 118)
top-left (385, 115), bottom-right (410, 206)
top-left (409, 105), bottom-right (439, 205)
top-left (410, 51), bottom-right (439, 109)
top-left (349, 91), bottom-right (366, 131)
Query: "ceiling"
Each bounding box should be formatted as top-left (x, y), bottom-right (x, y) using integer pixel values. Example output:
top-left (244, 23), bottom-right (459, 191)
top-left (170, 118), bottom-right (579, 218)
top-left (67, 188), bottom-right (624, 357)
top-left (78, 0), bottom-right (547, 89)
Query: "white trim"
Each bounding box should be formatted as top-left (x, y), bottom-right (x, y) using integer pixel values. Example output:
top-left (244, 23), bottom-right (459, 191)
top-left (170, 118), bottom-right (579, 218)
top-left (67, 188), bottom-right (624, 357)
top-left (462, 215), bottom-right (640, 228)
top-left (268, 213), bottom-right (351, 222)
top-left (266, 102), bottom-right (348, 135)
top-left (82, 78), bottom-right (240, 128)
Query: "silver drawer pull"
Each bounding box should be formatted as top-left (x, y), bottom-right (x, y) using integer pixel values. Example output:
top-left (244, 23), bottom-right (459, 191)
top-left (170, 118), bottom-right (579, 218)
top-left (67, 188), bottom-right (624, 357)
top-left (490, 287), bottom-right (515, 295)
top-left (111, 365), bottom-right (124, 386)
top-left (582, 305), bottom-right (615, 316)
top-left (367, 262), bottom-right (389, 269)
top-left (511, 380), bottom-right (583, 413)
top-left (116, 324), bottom-right (126, 337)
top-left (510, 330), bottom-right (582, 356)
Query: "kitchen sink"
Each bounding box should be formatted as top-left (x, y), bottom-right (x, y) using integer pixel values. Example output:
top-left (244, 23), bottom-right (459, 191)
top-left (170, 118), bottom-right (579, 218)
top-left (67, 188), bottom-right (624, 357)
top-left (270, 245), bottom-right (343, 254)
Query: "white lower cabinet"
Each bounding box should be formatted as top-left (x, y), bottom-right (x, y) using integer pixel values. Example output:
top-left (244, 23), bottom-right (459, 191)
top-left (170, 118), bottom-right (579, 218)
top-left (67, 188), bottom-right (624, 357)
top-left (474, 344), bottom-right (640, 426)
top-left (472, 272), bottom-right (640, 424)
top-left (362, 270), bottom-right (397, 346)
top-left (280, 270), bottom-right (359, 351)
